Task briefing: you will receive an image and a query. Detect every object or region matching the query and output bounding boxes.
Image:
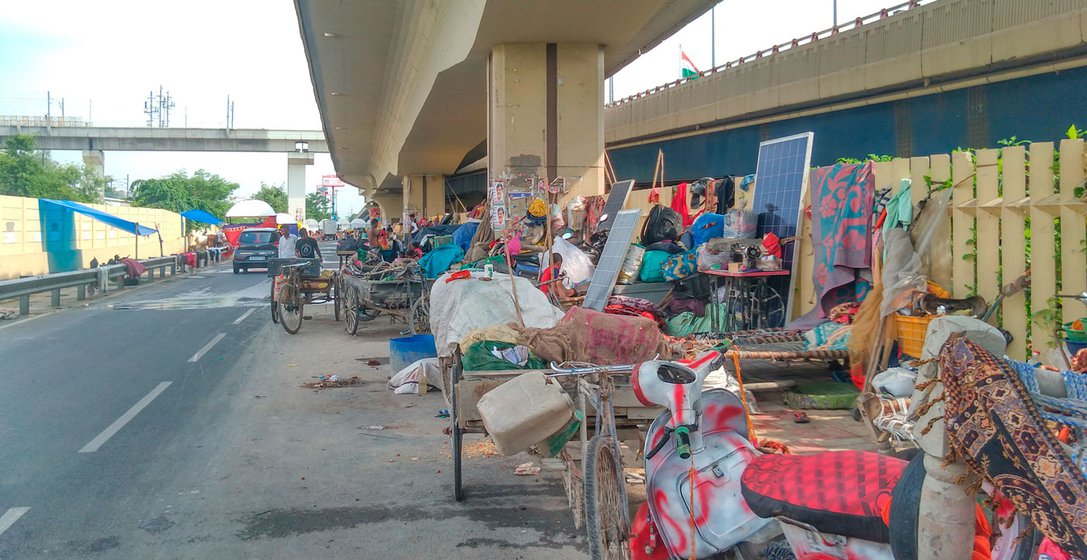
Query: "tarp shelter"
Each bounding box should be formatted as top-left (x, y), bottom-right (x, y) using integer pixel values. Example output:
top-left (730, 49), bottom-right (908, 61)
top-left (225, 199), bottom-right (275, 218)
top-left (41, 199), bottom-right (158, 235)
top-left (38, 198), bottom-right (158, 272)
top-left (180, 209), bottom-right (223, 225)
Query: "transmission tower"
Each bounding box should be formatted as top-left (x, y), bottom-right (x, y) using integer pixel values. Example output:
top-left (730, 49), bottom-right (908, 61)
top-left (143, 85), bottom-right (176, 128)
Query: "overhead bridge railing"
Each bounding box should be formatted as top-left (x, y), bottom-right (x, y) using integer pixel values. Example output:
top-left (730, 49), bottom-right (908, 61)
top-left (0, 255), bottom-right (180, 316)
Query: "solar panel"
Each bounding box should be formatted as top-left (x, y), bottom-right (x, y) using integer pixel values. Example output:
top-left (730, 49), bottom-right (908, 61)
top-left (751, 132), bottom-right (814, 319)
top-left (596, 179), bottom-right (635, 233)
top-left (582, 208), bottom-right (642, 311)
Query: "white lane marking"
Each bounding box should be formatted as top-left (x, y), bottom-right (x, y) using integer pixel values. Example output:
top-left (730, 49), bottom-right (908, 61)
top-left (0, 507), bottom-right (29, 537)
top-left (187, 333), bottom-right (227, 363)
top-left (232, 308), bottom-right (257, 325)
top-left (0, 313), bottom-right (51, 332)
top-left (79, 382), bottom-right (172, 453)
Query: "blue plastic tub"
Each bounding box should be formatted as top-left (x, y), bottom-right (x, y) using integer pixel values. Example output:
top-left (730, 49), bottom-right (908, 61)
top-left (389, 334), bottom-right (437, 374)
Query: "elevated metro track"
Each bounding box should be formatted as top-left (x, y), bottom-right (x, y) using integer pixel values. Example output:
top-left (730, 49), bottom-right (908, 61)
top-left (0, 126), bottom-right (328, 153)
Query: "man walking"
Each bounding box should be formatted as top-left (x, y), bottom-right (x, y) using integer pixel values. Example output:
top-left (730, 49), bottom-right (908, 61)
top-left (278, 225), bottom-right (298, 259)
top-left (295, 228), bottom-right (322, 260)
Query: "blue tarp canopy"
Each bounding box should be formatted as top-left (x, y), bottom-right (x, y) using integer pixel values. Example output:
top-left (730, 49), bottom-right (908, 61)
top-left (180, 209), bottom-right (223, 225)
top-left (40, 198), bottom-right (158, 236)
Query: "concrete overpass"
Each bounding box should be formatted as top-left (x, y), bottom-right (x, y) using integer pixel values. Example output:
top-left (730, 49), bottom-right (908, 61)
top-left (294, 0), bottom-right (716, 221)
top-left (602, 0), bottom-right (1087, 180)
top-left (0, 125), bottom-right (327, 219)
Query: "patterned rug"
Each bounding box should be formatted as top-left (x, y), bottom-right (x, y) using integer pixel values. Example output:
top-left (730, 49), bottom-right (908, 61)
top-left (792, 163), bottom-right (874, 329)
top-left (940, 337), bottom-right (1087, 555)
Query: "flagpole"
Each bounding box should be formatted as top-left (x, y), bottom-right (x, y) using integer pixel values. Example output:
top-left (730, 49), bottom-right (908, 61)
top-left (710, 5), bottom-right (716, 70)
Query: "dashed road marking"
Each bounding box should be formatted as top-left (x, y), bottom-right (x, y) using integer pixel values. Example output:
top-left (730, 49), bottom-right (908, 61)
top-left (0, 507), bottom-right (29, 537)
top-left (232, 308), bottom-right (257, 325)
top-left (187, 333), bottom-right (227, 363)
top-left (79, 382), bottom-right (172, 453)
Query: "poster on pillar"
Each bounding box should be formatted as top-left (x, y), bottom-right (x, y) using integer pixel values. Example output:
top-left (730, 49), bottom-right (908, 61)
top-left (489, 179), bottom-right (507, 230)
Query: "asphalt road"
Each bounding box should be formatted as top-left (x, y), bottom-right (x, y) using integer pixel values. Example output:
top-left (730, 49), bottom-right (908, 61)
top-left (0, 247), bottom-right (585, 559)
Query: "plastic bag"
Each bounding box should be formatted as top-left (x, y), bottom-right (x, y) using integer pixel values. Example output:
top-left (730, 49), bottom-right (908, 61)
top-left (616, 244), bottom-right (645, 285)
top-left (721, 208), bottom-right (757, 238)
top-left (872, 367), bottom-right (917, 397)
top-left (640, 250), bottom-right (670, 283)
top-left (697, 243), bottom-right (731, 271)
top-left (544, 236), bottom-right (595, 287)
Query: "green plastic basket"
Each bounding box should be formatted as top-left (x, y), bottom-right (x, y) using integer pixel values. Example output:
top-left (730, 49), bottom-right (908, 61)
top-left (1064, 320), bottom-right (1087, 343)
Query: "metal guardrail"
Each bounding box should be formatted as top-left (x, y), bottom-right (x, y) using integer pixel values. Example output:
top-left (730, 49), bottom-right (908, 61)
top-left (0, 256), bottom-right (180, 316)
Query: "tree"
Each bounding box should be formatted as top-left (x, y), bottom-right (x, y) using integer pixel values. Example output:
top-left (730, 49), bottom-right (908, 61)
top-left (0, 134), bottom-right (105, 203)
top-left (306, 192), bottom-right (332, 221)
top-left (253, 182), bottom-right (287, 213)
top-left (130, 170), bottom-right (238, 219)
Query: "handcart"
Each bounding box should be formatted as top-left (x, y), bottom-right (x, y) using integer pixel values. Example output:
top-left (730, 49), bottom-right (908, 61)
top-left (341, 260), bottom-right (430, 336)
top-left (268, 257), bottom-right (339, 334)
top-left (439, 343), bottom-right (660, 558)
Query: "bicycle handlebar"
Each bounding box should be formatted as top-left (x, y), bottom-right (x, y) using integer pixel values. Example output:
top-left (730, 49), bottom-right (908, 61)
top-left (547, 362), bottom-right (637, 377)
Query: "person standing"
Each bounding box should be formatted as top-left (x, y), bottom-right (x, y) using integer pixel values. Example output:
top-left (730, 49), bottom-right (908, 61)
top-left (278, 225), bottom-right (297, 259)
top-left (295, 228), bottom-right (322, 260)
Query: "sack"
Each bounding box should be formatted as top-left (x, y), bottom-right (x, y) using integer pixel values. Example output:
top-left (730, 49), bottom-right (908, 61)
top-left (696, 243), bottom-right (731, 271)
top-left (721, 208), bottom-right (757, 238)
top-left (616, 244), bottom-right (645, 285)
top-left (690, 213), bottom-right (725, 248)
top-left (639, 250), bottom-right (670, 283)
top-left (662, 251), bottom-right (698, 282)
top-left (640, 205), bottom-right (683, 245)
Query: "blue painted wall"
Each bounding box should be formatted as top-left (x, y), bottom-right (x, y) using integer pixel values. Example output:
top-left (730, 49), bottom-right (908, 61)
top-left (609, 66), bottom-right (1087, 182)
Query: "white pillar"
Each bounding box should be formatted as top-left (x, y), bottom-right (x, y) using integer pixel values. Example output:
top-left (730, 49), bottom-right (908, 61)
top-left (287, 152), bottom-right (314, 221)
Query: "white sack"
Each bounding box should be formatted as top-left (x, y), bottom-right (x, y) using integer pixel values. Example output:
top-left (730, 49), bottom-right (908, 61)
top-left (429, 271), bottom-right (565, 351)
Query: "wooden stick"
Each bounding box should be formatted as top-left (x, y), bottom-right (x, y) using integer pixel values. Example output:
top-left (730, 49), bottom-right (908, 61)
top-left (504, 246), bottom-right (526, 327)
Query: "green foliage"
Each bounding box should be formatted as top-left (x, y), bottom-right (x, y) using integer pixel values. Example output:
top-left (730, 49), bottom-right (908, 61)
top-left (1032, 295), bottom-right (1064, 348)
top-left (130, 170), bottom-right (238, 220)
top-left (835, 154), bottom-right (894, 164)
top-left (997, 136), bottom-right (1030, 147)
top-left (1067, 124), bottom-right (1087, 140)
top-left (305, 192), bottom-right (331, 221)
top-left (252, 183), bottom-right (288, 213)
top-left (0, 134), bottom-right (105, 203)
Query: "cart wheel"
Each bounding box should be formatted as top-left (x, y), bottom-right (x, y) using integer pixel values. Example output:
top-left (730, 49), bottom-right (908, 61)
top-left (409, 293), bottom-right (430, 335)
top-left (278, 284), bottom-right (304, 334)
top-left (344, 287), bottom-right (360, 336)
top-left (584, 435), bottom-right (631, 560)
top-left (270, 278), bottom-right (280, 324)
top-left (450, 370), bottom-right (463, 502)
top-left (332, 275), bottom-right (341, 322)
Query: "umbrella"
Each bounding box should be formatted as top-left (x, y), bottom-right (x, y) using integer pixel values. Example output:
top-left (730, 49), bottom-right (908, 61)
top-left (350, 218), bottom-right (367, 228)
top-left (304, 219), bottom-right (320, 230)
top-left (274, 213), bottom-right (295, 225)
top-left (225, 199), bottom-right (275, 218)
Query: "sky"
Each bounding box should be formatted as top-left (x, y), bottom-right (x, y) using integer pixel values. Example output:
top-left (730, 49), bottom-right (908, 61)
top-left (0, 0), bottom-right (898, 216)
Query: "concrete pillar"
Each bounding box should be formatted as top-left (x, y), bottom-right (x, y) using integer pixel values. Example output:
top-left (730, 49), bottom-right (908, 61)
top-left (82, 150), bottom-right (105, 179)
top-left (371, 192), bottom-right (403, 225)
top-left (287, 152), bottom-right (314, 221)
top-left (488, 43), bottom-right (605, 202)
top-left (402, 174), bottom-right (447, 222)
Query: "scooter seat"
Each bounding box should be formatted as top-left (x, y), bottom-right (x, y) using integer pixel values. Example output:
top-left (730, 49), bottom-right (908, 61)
top-left (740, 450), bottom-right (906, 543)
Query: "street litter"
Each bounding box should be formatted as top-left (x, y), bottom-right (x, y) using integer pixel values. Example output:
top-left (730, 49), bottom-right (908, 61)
top-left (513, 462), bottom-right (541, 476)
top-left (301, 376), bottom-right (361, 389)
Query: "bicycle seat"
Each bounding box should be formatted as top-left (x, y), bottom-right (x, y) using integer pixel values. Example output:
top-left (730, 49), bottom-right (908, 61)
top-left (740, 450), bottom-right (906, 543)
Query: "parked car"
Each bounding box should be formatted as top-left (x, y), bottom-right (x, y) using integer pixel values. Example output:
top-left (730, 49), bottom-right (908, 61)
top-left (232, 227), bottom-right (278, 274)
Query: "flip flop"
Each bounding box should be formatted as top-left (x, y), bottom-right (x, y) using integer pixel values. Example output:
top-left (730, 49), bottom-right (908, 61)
top-left (793, 411), bottom-right (810, 424)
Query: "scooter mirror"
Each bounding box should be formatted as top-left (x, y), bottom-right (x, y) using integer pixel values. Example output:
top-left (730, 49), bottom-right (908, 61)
top-left (598, 213), bottom-right (609, 223)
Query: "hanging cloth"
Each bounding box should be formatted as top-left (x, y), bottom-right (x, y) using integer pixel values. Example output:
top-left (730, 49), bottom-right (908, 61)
top-left (671, 182), bottom-right (692, 228)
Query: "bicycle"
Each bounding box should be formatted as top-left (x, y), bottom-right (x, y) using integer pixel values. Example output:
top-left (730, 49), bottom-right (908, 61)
top-left (274, 259), bottom-right (339, 334)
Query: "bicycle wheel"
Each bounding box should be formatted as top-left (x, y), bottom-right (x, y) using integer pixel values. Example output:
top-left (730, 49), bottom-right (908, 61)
top-left (409, 289), bottom-right (430, 335)
top-left (450, 370), bottom-right (463, 502)
top-left (270, 278), bottom-right (280, 324)
top-left (343, 286), bottom-right (360, 336)
top-left (584, 435), bottom-right (631, 560)
top-left (332, 275), bottom-right (341, 322)
top-left (278, 284), bottom-right (304, 334)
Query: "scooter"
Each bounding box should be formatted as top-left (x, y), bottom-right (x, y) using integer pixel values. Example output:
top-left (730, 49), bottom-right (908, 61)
top-left (630, 350), bottom-right (1039, 560)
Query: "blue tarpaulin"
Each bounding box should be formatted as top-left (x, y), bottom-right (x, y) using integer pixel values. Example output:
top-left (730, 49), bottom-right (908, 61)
top-left (40, 199), bottom-right (158, 236)
top-left (180, 209), bottom-right (223, 225)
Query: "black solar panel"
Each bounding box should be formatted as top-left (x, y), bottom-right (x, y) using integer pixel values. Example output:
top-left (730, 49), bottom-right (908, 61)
top-left (751, 132), bottom-right (813, 269)
top-left (582, 209), bottom-right (642, 311)
top-left (596, 179), bottom-right (634, 233)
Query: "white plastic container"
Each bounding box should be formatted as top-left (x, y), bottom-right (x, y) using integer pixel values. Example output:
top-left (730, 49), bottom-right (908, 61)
top-left (477, 371), bottom-right (574, 456)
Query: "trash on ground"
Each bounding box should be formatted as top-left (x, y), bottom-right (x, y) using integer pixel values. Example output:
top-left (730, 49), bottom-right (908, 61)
top-left (302, 376), bottom-right (362, 389)
top-left (514, 462), bottom-right (541, 476)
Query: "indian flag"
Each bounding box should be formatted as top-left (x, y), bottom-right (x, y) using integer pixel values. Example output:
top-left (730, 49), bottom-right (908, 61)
top-left (680, 50), bottom-right (700, 80)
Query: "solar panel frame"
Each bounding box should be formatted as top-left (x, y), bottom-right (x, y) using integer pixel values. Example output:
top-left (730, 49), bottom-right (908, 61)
top-left (582, 208), bottom-right (642, 311)
top-left (596, 179), bottom-right (635, 233)
top-left (751, 132), bottom-right (814, 321)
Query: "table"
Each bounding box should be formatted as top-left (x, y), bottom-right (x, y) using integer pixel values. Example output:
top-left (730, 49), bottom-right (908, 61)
top-left (700, 268), bottom-right (789, 331)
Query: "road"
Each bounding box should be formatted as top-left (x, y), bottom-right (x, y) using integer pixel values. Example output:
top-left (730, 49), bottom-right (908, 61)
top-left (0, 246), bottom-right (585, 559)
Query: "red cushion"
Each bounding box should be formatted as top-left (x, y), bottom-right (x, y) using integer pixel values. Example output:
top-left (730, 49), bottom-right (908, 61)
top-left (740, 450), bottom-right (906, 543)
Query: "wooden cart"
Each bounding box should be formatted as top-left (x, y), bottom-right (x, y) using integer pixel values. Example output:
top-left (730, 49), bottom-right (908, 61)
top-left (439, 343), bottom-right (660, 537)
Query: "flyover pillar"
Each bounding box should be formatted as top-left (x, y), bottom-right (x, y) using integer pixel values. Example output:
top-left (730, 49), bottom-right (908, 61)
top-left (488, 43), bottom-right (605, 201)
top-left (287, 152), bottom-right (314, 221)
top-left (402, 174), bottom-right (447, 221)
top-left (371, 192), bottom-right (403, 226)
top-left (82, 150), bottom-right (105, 199)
